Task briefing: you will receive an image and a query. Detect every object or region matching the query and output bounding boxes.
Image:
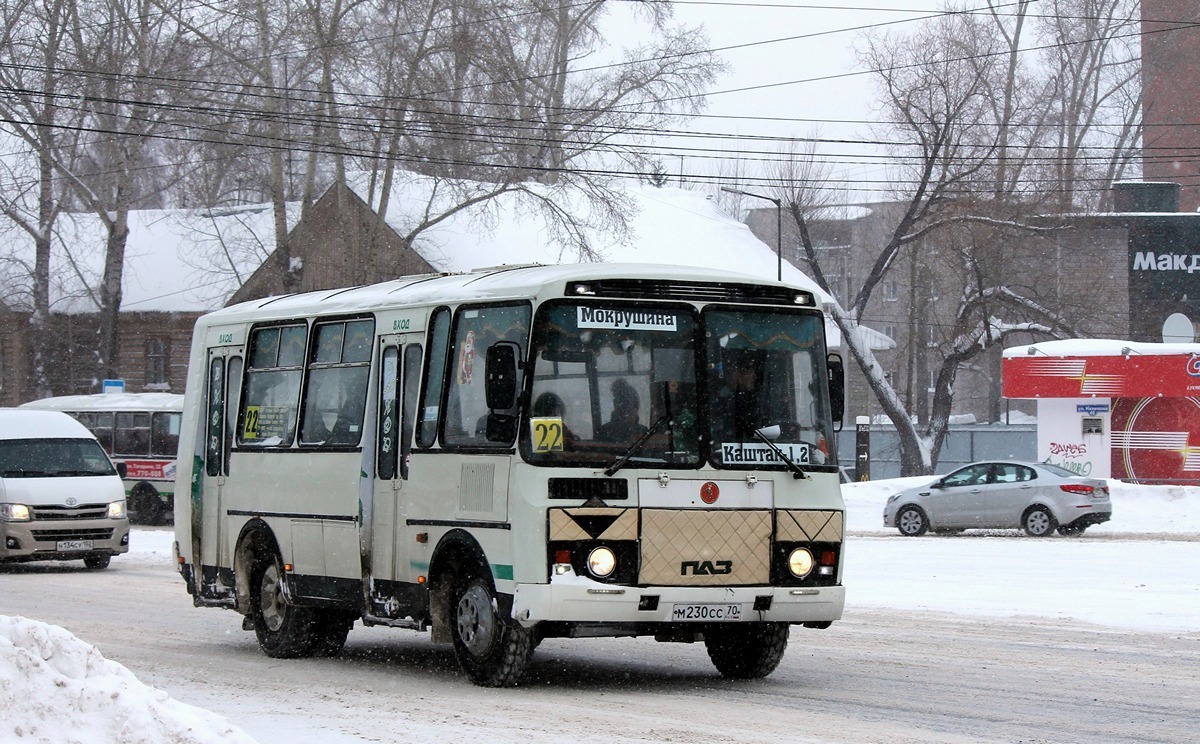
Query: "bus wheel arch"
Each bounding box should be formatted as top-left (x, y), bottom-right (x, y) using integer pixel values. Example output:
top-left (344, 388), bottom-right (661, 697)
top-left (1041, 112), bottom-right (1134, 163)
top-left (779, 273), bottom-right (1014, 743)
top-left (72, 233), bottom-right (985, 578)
top-left (232, 520), bottom-right (280, 617)
top-left (233, 521), bottom-right (326, 658)
top-left (428, 530), bottom-right (534, 687)
top-left (427, 530), bottom-right (490, 644)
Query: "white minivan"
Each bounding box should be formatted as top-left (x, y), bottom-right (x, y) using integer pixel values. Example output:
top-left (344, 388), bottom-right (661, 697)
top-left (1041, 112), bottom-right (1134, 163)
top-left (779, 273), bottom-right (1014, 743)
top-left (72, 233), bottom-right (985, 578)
top-left (0, 409), bottom-right (130, 569)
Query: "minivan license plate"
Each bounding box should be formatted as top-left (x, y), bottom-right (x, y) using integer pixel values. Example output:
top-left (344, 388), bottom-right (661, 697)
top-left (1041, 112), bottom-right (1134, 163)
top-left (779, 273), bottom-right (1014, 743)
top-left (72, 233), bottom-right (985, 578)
top-left (57, 540), bottom-right (93, 551)
top-left (671, 603), bottom-right (741, 621)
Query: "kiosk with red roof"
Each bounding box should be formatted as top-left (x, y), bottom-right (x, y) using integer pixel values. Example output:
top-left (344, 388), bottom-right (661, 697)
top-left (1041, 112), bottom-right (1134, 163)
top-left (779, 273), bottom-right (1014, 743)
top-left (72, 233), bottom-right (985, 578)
top-left (1003, 340), bottom-right (1200, 484)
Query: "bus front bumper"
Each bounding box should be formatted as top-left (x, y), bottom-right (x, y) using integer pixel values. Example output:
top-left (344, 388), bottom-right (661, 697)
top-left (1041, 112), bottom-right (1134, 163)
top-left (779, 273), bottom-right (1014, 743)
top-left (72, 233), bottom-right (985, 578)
top-left (511, 576), bottom-right (844, 627)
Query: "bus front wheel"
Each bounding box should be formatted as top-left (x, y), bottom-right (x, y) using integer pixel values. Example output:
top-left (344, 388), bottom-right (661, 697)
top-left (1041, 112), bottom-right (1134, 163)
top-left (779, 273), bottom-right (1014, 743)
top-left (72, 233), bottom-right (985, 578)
top-left (704, 622), bottom-right (789, 679)
top-left (450, 573), bottom-right (533, 687)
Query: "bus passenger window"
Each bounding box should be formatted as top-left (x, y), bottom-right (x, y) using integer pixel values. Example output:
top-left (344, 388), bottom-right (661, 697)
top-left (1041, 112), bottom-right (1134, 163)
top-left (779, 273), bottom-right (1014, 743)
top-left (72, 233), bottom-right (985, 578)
top-left (240, 324), bottom-right (305, 446)
top-left (300, 319), bottom-right (373, 447)
top-left (151, 412), bottom-right (182, 457)
top-left (115, 412), bottom-right (151, 455)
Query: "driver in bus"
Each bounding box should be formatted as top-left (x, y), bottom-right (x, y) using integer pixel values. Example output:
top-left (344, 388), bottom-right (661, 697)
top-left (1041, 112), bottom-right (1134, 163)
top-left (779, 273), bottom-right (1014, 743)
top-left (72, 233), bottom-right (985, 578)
top-left (713, 352), bottom-right (763, 443)
top-left (531, 392), bottom-right (578, 450)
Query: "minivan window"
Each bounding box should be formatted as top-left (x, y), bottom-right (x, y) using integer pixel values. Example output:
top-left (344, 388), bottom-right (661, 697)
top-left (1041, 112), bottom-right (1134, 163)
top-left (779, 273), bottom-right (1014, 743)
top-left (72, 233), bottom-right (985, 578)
top-left (0, 438), bottom-right (116, 477)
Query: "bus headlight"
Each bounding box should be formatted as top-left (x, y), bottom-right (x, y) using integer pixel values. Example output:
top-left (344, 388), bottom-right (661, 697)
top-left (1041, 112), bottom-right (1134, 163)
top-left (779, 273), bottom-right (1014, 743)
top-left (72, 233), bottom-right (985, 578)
top-left (788, 548), bottom-right (815, 578)
top-left (107, 500), bottom-right (127, 519)
top-left (1, 503), bottom-right (31, 522)
top-left (586, 546), bottom-right (616, 578)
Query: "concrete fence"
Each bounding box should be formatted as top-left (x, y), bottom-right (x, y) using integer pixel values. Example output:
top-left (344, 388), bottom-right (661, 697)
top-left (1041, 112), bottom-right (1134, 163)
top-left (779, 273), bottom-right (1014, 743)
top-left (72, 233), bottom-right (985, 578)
top-left (834, 424), bottom-right (1037, 481)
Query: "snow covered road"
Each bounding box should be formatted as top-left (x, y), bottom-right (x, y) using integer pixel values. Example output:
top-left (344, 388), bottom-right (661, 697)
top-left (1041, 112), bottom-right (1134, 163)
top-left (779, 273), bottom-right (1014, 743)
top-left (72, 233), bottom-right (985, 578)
top-left (3, 518), bottom-right (1197, 743)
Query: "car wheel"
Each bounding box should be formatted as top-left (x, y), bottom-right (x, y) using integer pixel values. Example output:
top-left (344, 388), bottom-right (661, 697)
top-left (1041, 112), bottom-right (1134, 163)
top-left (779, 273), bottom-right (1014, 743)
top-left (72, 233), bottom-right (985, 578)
top-left (83, 554), bottom-right (111, 570)
top-left (252, 552), bottom-right (318, 658)
top-left (704, 622), bottom-right (789, 679)
top-left (1023, 506), bottom-right (1058, 537)
top-left (1057, 522), bottom-right (1087, 536)
top-left (451, 572), bottom-right (534, 687)
top-left (896, 505), bottom-right (929, 536)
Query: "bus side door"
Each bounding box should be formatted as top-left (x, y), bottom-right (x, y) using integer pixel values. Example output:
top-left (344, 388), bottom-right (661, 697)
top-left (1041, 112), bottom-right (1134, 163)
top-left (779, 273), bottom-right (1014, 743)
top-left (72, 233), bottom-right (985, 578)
top-left (372, 337), bottom-right (423, 588)
top-left (199, 347), bottom-right (243, 590)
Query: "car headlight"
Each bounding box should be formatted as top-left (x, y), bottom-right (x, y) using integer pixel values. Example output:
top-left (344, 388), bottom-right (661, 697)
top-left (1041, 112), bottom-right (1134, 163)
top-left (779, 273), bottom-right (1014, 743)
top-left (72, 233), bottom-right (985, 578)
top-left (1, 503), bottom-right (32, 522)
top-left (788, 547), bottom-right (814, 578)
top-left (886, 494), bottom-right (901, 504)
top-left (586, 546), bottom-right (616, 578)
top-left (107, 500), bottom-right (127, 519)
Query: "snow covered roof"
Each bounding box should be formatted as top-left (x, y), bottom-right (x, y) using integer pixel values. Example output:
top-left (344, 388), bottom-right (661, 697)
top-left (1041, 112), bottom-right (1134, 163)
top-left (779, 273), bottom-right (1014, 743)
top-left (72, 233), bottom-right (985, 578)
top-left (0, 203), bottom-right (293, 314)
top-left (344, 172), bottom-right (830, 303)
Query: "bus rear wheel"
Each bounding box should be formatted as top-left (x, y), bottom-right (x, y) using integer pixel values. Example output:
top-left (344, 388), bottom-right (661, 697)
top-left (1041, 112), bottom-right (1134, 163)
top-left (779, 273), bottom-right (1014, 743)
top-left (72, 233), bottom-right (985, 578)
top-left (450, 573), bottom-right (533, 687)
top-left (252, 552), bottom-right (318, 658)
top-left (704, 622), bottom-right (789, 679)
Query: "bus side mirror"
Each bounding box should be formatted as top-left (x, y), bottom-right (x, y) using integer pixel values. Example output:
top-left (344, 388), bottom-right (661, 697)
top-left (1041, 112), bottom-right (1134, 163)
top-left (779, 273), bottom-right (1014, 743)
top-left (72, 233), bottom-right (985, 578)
top-left (486, 342), bottom-right (519, 410)
top-left (827, 352), bottom-right (845, 424)
top-left (485, 413), bottom-right (518, 443)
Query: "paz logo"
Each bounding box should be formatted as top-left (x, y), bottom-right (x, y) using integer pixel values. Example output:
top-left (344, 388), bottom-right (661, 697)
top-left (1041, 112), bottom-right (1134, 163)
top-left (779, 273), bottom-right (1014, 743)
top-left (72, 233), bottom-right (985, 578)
top-left (699, 481), bottom-right (719, 504)
top-left (1188, 355), bottom-right (1200, 377)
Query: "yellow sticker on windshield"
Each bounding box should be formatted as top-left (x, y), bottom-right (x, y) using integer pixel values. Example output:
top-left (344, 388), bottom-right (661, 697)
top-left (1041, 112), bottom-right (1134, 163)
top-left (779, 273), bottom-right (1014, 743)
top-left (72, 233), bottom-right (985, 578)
top-left (243, 405), bottom-right (261, 439)
top-left (531, 417), bottom-right (565, 452)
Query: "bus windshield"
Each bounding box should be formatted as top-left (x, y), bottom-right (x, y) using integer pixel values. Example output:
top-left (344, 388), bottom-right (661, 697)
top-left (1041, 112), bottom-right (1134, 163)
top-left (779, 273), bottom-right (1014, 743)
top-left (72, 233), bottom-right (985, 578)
top-left (704, 308), bottom-right (833, 470)
top-left (523, 302), bottom-right (701, 468)
top-left (523, 302), bottom-right (834, 471)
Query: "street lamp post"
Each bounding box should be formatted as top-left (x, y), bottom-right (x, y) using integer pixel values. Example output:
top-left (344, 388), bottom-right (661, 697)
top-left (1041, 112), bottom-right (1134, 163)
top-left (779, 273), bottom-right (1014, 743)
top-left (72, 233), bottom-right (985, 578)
top-left (721, 187), bottom-right (783, 281)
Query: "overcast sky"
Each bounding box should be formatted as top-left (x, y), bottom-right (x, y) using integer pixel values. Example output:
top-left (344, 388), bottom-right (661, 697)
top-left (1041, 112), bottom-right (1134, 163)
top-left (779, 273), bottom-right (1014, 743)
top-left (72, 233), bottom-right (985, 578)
top-left (612, 0), bottom-right (948, 195)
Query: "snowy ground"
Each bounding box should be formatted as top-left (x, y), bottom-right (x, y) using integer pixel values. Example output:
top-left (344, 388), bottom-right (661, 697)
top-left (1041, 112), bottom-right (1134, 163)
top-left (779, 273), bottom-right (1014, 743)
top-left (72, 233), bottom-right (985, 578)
top-left (3, 477), bottom-right (1197, 743)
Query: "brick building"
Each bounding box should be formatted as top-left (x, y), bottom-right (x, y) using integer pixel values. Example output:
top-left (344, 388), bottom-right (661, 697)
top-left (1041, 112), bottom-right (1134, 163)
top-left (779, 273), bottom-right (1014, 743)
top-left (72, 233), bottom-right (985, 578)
top-left (0, 205), bottom-right (275, 406)
top-left (1142, 0), bottom-right (1200, 211)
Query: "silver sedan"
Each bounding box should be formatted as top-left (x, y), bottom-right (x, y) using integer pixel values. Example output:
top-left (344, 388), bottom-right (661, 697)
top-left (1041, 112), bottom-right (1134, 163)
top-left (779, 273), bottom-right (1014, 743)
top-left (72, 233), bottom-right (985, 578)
top-left (882, 461), bottom-right (1112, 537)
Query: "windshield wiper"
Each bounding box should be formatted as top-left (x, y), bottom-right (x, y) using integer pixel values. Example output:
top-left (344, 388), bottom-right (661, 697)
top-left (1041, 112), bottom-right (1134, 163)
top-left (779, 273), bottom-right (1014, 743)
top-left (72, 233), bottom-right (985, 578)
top-left (753, 429), bottom-right (809, 480)
top-left (604, 414), bottom-right (671, 477)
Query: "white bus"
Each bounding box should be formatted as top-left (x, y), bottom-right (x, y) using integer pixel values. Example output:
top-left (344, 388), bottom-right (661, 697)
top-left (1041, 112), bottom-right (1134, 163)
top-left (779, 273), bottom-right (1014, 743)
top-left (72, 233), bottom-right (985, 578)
top-left (173, 263), bottom-right (847, 686)
top-left (21, 392), bottom-right (183, 525)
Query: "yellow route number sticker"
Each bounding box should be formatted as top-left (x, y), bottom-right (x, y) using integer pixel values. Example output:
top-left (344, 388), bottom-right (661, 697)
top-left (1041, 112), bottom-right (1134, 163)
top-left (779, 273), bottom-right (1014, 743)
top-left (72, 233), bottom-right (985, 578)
top-left (530, 417), bottom-right (565, 452)
top-left (243, 405), bottom-right (261, 440)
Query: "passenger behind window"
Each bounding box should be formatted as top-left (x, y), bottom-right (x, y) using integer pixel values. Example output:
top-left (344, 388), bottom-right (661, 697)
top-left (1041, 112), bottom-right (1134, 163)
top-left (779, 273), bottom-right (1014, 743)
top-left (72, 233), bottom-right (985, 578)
top-left (596, 379), bottom-right (648, 443)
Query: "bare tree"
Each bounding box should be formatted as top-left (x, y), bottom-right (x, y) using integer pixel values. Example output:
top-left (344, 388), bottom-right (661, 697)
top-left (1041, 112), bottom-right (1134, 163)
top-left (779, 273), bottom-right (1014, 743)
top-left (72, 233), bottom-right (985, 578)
top-left (61, 0), bottom-right (197, 381)
top-left (774, 12), bottom-right (1081, 475)
top-left (1038, 0), bottom-right (1141, 211)
top-left (0, 0), bottom-right (84, 397)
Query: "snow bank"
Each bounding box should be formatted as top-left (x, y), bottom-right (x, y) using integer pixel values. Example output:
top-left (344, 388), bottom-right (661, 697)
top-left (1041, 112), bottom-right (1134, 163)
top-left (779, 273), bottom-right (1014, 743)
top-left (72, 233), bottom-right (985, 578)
top-left (0, 615), bottom-right (256, 744)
